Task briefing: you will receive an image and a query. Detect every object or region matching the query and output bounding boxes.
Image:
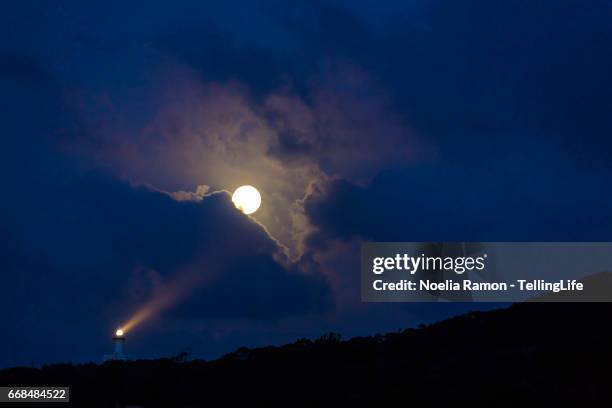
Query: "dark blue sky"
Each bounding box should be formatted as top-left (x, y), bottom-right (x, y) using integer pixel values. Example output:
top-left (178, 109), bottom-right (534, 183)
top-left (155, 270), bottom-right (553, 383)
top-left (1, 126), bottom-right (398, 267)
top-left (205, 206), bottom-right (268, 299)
top-left (2, 0), bottom-right (612, 367)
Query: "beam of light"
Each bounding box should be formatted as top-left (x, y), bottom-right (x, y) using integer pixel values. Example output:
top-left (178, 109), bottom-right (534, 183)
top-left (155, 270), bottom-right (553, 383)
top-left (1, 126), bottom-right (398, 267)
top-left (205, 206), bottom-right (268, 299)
top-left (116, 189), bottom-right (271, 335)
top-left (119, 266), bottom-right (213, 334)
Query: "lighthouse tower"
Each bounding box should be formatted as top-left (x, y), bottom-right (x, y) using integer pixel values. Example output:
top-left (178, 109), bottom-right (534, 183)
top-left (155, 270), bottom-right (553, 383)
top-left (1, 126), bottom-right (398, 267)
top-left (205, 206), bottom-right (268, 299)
top-left (104, 329), bottom-right (127, 361)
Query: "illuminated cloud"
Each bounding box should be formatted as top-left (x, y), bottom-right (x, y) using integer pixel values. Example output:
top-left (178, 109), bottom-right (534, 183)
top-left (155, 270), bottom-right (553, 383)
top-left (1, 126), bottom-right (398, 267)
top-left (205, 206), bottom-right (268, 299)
top-left (70, 62), bottom-right (421, 259)
top-left (169, 185), bottom-right (211, 202)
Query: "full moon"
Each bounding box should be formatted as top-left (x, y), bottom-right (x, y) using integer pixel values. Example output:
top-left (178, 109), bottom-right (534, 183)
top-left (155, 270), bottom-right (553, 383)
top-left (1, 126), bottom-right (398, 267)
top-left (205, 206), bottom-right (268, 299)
top-left (232, 185), bottom-right (262, 215)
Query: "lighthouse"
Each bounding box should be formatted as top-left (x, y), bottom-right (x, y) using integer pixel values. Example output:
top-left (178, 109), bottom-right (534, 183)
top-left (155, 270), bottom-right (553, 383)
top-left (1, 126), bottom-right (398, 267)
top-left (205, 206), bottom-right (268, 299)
top-left (104, 329), bottom-right (127, 361)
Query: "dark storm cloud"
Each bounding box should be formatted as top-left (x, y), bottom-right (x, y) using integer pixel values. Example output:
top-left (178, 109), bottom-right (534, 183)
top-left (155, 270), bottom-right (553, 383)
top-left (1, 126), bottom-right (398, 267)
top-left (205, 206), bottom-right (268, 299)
top-left (305, 159), bottom-right (612, 244)
top-left (155, 26), bottom-right (286, 97)
top-left (2, 170), bottom-right (331, 321)
top-left (0, 54), bottom-right (56, 87)
top-left (149, 1), bottom-right (374, 101)
top-left (374, 0), bottom-right (612, 164)
top-left (70, 172), bottom-right (332, 320)
top-left (174, 254), bottom-right (331, 319)
top-left (262, 0), bottom-right (372, 61)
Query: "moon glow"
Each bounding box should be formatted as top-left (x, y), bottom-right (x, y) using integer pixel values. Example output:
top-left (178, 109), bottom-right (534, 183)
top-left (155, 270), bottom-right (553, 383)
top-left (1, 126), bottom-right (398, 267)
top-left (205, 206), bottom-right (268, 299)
top-left (232, 185), bottom-right (262, 214)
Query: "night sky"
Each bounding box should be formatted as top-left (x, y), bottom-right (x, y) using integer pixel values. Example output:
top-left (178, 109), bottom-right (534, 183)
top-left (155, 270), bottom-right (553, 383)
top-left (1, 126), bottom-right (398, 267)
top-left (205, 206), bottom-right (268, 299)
top-left (2, 0), bottom-right (612, 367)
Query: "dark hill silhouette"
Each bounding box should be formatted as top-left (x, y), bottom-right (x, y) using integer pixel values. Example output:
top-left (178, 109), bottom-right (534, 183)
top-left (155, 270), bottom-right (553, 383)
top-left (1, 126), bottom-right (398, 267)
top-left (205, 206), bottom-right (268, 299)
top-left (2, 302), bottom-right (612, 407)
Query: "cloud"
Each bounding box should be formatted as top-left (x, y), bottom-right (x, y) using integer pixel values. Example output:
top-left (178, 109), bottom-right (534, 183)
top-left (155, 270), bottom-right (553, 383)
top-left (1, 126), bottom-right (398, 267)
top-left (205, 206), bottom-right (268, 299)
top-left (67, 61), bottom-right (421, 258)
top-left (373, 0), bottom-right (612, 165)
top-left (0, 54), bottom-right (57, 87)
top-left (168, 185), bottom-right (211, 202)
top-left (304, 158), bottom-right (612, 245)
